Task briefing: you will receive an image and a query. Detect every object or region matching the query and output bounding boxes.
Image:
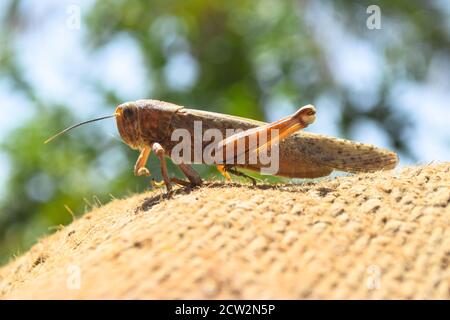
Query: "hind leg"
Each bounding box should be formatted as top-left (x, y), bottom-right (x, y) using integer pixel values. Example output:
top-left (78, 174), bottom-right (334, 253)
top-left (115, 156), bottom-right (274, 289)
top-left (227, 167), bottom-right (258, 186)
top-left (217, 165), bottom-right (257, 186)
top-left (217, 164), bottom-right (231, 181)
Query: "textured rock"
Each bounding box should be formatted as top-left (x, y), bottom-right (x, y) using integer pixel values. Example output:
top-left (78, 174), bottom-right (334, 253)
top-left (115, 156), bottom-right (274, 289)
top-left (0, 163), bottom-right (449, 299)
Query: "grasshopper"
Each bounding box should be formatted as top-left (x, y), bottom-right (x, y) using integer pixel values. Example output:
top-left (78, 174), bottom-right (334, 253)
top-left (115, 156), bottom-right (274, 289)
top-left (46, 99), bottom-right (398, 192)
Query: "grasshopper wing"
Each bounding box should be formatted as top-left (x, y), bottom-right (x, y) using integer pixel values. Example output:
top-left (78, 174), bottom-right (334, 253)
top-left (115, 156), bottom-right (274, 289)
top-left (290, 132), bottom-right (399, 173)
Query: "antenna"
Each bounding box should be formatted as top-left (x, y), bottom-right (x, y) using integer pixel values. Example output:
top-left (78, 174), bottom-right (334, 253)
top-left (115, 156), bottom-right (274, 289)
top-left (44, 114), bottom-right (116, 144)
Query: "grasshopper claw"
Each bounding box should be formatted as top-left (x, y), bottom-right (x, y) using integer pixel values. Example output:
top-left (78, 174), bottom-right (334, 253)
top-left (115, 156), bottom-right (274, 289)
top-left (137, 167), bottom-right (151, 176)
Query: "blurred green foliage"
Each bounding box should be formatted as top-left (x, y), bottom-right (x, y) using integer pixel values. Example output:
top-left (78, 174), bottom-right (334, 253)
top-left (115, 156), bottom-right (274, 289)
top-left (0, 0), bottom-right (449, 264)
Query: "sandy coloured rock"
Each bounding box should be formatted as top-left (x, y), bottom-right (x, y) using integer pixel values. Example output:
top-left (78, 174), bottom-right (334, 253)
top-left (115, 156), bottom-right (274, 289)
top-left (0, 163), bottom-right (449, 299)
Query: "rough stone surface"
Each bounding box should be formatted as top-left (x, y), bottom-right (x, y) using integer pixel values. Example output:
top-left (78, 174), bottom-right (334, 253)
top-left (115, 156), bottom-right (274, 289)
top-left (0, 163), bottom-right (449, 299)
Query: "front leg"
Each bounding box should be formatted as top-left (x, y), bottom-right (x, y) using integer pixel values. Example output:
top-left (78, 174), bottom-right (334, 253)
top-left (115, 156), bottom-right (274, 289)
top-left (152, 142), bottom-right (172, 193)
top-left (134, 146), bottom-right (151, 176)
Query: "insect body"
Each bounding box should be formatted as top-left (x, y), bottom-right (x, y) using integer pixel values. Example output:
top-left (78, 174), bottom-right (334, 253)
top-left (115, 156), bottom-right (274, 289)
top-left (47, 99), bottom-right (399, 192)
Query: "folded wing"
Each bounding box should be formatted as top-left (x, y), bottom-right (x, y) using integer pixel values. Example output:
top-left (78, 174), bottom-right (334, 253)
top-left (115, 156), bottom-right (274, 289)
top-left (290, 132), bottom-right (399, 173)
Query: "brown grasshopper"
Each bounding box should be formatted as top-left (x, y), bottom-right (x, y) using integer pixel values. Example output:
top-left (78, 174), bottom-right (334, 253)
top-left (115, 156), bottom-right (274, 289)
top-left (46, 99), bottom-right (398, 192)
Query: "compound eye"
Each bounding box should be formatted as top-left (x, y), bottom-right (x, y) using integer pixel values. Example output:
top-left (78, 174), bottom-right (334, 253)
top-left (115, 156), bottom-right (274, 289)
top-left (123, 107), bottom-right (133, 118)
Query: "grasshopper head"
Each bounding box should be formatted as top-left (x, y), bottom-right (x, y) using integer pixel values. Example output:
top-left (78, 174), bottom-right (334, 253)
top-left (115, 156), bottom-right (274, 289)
top-left (115, 102), bottom-right (142, 149)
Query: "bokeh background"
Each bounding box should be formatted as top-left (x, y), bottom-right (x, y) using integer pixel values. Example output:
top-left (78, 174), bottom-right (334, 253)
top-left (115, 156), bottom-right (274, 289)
top-left (0, 0), bottom-right (449, 265)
